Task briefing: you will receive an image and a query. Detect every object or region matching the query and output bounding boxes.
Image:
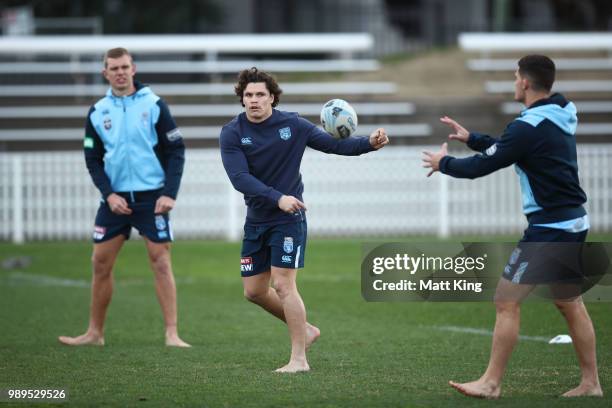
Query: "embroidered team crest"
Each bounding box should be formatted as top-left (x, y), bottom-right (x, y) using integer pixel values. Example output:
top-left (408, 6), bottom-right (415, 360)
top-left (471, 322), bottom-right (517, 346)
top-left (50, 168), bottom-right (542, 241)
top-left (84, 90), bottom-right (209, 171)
top-left (283, 237), bottom-right (294, 254)
top-left (155, 215), bottom-right (166, 230)
top-left (279, 127), bottom-right (292, 140)
top-left (103, 117), bottom-right (112, 130)
top-left (141, 111), bottom-right (149, 124)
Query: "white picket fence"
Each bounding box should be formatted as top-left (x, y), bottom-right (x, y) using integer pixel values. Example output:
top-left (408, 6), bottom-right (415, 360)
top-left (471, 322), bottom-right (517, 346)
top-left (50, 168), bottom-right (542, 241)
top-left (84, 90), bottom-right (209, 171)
top-left (1, 145), bottom-right (611, 243)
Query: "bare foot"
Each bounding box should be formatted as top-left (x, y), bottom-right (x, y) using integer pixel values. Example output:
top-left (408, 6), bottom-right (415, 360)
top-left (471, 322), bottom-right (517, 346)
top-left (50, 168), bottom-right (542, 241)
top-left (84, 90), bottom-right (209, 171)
top-left (275, 360), bottom-right (310, 373)
top-left (306, 324), bottom-right (320, 351)
top-left (165, 334), bottom-right (191, 348)
top-left (449, 380), bottom-right (501, 399)
top-left (562, 383), bottom-right (603, 397)
top-left (58, 333), bottom-right (104, 346)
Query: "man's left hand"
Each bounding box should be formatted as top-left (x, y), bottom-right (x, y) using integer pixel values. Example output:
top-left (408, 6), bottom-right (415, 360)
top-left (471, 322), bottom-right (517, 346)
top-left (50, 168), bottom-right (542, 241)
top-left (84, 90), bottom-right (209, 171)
top-left (369, 128), bottom-right (389, 150)
top-left (422, 142), bottom-right (448, 177)
top-left (155, 195), bottom-right (176, 214)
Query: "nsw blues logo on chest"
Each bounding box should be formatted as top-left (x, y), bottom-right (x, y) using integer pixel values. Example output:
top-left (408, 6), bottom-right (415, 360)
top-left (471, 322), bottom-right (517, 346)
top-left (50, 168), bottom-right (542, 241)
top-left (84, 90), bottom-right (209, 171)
top-left (101, 109), bottom-right (112, 131)
top-left (278, 127), bottom-right (292, 141)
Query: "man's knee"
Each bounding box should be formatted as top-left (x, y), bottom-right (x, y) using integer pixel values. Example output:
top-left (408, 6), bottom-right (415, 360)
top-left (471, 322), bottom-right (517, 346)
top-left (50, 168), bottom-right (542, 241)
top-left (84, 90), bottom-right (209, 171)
top-left (147, 245), bottom-right (172, 274)
top-left (91, 253), bottom-right (113, 278)
top-left (494, 300), bottom-right (521, 316)
top-left (244, 286), bottom-right (267, 303)
top-left (554, 299), bottom-right (583, 317)
top-left (272, 277), bottom-right (295, 300)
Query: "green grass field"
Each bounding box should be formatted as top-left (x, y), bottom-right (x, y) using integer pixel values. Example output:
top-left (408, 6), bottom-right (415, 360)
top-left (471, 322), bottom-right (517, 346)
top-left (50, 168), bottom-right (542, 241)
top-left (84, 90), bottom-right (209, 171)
top-left (1, 238), bottom-right (611, 407)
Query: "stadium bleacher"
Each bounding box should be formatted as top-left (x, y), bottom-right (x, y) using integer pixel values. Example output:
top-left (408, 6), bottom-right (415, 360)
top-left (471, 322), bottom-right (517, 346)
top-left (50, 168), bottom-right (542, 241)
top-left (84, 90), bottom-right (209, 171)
top-left (2, 32), bottom-right (611, 242)
top-left (0, 82), bottom-right (399, 97)
top-left (0, 33), bottom-right (431, 150)
top-left (459, 32), bottom-right (612, 140)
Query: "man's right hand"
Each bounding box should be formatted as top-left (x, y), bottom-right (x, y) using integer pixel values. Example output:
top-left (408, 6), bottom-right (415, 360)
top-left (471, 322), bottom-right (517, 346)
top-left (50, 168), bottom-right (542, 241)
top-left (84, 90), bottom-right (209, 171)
top-left (278, 195), bottom-right (307, 214)
top-left (440, 116), bottom-right (470, 143)
top-left (107, 193), bottom-right (132, 215)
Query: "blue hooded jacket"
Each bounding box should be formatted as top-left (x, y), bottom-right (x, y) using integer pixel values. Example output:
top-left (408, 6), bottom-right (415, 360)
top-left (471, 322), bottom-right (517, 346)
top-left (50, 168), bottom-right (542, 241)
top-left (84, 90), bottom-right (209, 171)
top-left (84, 82), bottom-right (185, 200)
top-left (439, 93), bottom-right (587, 225)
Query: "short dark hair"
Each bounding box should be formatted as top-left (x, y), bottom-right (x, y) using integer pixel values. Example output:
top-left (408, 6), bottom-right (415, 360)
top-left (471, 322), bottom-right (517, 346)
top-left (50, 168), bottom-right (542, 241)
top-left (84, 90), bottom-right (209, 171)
top-left (104, 47), bottom-right (132, 68)
top-left (234, 67), bottom-right (282, 107)
top-left (518, 55), bottom-right (555, 92)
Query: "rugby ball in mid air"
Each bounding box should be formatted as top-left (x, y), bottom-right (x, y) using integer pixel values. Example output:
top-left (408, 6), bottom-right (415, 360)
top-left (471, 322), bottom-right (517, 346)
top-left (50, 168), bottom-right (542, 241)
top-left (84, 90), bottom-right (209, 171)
top-left (320, 99), bottom-right (358, 139)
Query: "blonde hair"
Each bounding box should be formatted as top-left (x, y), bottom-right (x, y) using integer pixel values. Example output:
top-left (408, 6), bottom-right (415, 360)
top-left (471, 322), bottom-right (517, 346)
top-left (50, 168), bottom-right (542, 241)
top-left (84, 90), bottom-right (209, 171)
top-left (104, 47), bottom-right (132, 68)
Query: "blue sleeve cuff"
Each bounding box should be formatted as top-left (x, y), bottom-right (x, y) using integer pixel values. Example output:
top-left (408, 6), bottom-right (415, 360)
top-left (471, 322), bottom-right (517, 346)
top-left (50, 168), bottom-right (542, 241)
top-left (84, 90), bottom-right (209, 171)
top-left (466, 133), bottom-right (478, 150)
top-left (268, 189), bottom-right (283, 205)
top-left (361, 136), bottom-right (375, 152)
top-left (439, 156), bottom-right (453, 174)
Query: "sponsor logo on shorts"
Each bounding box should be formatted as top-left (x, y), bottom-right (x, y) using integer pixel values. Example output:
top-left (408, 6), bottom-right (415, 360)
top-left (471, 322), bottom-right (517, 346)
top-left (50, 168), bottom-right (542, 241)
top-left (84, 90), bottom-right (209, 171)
top-left (512, 261), bottom-right (529, 284)
top-left (166, 128), bottom-right (183, 142)
top-left (158, 231), bottom-right (168, 239)
top-left (93, 225), bottom-right (106, 240)
top-left (283, 237), bottom-right (294, 254)
top-left (281, 255), bottom-right (292, 263)
top-left (279, 127), bottom-right (292, 140)
top-left (241, 257), bottom-right (253, 273)
top-left (509, 248), bottom-right (521, 265)
top-left (155, 215), bottom-right (167, 230)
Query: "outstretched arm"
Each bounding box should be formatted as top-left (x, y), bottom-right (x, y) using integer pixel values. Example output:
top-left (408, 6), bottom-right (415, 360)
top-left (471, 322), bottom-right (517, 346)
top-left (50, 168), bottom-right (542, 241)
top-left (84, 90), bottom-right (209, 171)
top-left (423, 121), bottom-right (530, 179)
top-left (304, 117), bottom-right (388, 155)
top-left (440, 116), bottom-right (497, 152)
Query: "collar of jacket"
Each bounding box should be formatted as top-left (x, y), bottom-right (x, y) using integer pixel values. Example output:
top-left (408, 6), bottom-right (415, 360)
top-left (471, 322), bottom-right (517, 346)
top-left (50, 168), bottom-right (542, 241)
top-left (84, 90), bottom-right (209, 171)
top-left (105, 81), bottom-right (151, 107)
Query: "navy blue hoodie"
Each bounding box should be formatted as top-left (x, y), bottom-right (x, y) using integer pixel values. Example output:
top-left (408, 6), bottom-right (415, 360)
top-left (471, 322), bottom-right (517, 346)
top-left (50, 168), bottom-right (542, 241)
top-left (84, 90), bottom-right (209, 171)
top-left (439, 93), bottom-right (587, 225)
top-left (220, 109), bottom-right (374, 226)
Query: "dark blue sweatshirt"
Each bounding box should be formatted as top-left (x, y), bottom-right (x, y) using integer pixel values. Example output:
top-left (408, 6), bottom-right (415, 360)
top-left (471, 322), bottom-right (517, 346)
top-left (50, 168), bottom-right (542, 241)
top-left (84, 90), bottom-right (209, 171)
top-left (439, 93), bottom-right (586, 225)
top-left (220, 109), bottom-right (374, 226)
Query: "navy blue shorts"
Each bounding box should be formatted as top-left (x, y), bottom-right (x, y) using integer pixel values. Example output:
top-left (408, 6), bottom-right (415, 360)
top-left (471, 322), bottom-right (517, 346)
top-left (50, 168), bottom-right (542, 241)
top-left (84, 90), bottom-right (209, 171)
top-left (92, 189), bottom-right (173, 244)
top-left (240, 221), bottom-right (307, 277)
top-left (502, 225), bottom-right (587, 285)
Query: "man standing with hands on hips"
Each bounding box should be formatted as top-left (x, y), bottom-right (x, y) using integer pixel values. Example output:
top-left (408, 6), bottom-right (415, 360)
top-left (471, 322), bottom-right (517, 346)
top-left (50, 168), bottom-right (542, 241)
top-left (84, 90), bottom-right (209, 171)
top-left (59, 47), bottom-right (190, 348)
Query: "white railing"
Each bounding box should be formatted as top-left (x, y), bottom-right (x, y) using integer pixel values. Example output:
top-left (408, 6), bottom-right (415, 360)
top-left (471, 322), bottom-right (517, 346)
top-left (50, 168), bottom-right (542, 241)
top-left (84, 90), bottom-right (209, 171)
top-left (0, 33), bottom-right (373, 56)
top-left (459, 32), bottom-right (612, 52)
top-left (1, 145), bottom-right (611, 243)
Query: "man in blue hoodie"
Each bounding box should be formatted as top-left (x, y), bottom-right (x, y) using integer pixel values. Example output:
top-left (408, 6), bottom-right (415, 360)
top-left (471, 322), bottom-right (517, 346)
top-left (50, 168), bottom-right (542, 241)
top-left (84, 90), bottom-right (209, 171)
top-left (59, 48), bottom-right (190, 348)
top-left (423, 55), bottom-right (602, 398)
top-left (221, 68), bottom-right (388, 373)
